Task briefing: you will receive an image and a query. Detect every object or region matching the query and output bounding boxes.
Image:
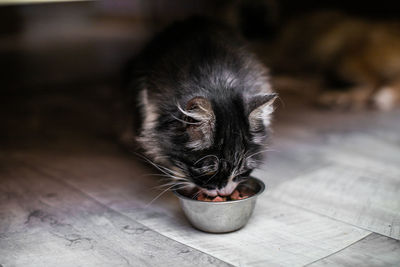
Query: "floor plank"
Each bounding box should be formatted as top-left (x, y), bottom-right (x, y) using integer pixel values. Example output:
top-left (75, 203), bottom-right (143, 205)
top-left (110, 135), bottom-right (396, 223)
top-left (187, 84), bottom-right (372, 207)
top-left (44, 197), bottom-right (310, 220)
top-left (268, 162), bottom-right (400, 240)
top-left (0, 159), bottom-right (232, 267)
top-left (259, 125), bottom-right (400, 240)
top-left (2, 91), bottom-right (399, 266)
top-left (15, 150), bottom-right (372, 267)
top-left (137, 198), bottom-right (370, 267)
top-left (246, 105), bottom-right (400, 242)
top-left (308, 233), bottom-right (400, 267)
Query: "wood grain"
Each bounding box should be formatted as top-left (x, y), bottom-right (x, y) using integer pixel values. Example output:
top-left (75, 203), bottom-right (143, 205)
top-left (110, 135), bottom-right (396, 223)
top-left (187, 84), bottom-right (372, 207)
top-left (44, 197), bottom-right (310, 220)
top-left (15, 151), bottom-right (372, 267)
top-left (0, 159), bottom-right (232, 267)
top-left (265, 134), bottom-right (400, 240)
top-left (308, 233), bottom-right (400, 267)
top-left (247, 105), bottom-right (400, 242)
top-left (1, 89), bottom-right (399, 266)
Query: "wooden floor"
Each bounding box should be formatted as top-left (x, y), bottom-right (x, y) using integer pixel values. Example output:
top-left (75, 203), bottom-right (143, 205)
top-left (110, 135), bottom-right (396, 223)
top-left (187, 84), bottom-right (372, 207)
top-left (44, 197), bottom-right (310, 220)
top-left (1, 90), bottom-right (400, 267)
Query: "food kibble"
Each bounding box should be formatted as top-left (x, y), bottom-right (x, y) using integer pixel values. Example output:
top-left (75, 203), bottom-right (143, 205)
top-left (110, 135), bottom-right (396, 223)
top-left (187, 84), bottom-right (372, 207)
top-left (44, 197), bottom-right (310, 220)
top-left (195, 189), bottom-right (252, 202)
top-left (230, 190), bottom-right (240, 200)
top-left (212, 196), bottom-right (225, 202)
top-left (196, 193), bottom-right (208, 201)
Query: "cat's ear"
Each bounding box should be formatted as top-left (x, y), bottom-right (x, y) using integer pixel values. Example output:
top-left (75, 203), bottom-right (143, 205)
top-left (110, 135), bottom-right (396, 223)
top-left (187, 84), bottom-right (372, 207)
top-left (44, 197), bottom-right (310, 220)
top-left (178, 97), bottom-right (215, 150)
top-left (247, 93), bottom-right (277, 133)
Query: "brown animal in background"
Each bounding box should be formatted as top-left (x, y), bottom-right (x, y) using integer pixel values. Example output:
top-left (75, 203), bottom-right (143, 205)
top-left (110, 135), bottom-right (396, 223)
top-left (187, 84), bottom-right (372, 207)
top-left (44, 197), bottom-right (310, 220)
top-left (273, 11), bottom-right (400, 110)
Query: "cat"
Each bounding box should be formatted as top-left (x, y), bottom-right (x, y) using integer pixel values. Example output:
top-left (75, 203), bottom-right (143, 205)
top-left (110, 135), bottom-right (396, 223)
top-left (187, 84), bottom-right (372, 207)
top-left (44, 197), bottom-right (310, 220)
top-left (122, 17), bottom-right (277, 197)
top-left (272, 11), bottom-right (400, 110)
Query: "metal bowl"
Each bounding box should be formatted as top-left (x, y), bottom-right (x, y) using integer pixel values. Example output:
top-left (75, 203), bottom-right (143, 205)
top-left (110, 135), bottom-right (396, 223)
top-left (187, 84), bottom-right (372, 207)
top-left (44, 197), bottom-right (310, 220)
top-left (172, 177), bottom-right (265, 233)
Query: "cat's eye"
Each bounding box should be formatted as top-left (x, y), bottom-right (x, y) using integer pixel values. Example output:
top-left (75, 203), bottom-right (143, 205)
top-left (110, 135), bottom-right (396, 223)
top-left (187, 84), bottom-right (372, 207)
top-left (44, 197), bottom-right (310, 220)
top-left (193, 163), bottom-right (217, 175)
top-left (239, 169), bottom-right (252, 178)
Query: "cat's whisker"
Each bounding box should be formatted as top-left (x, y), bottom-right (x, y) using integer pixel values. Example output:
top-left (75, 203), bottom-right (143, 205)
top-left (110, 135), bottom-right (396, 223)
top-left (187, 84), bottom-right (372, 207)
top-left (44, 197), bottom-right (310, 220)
top-left (176, 104), bottom-right (204, 122)
top-left (191, 190), bottom-right (202, 200)
top-left (154, 159), bottom-right (190, 179)
top-left (193, 166), bottom-right (218, 175)
top-left (276, 95), bottom-right (286, 109)
top-left (146, 183), bottom-right (194, 208)
top-left (245, 149), bottom-right (277, 160)
top-left (138, 172), bottom-right (191, 189)
top-left (133, 152), bottom-right (173, 174)
top-left (247, 158), bottom-right (266, 164)
top-left (205, 169), bottom-right (219, 183)
top-left (154, 181), bottom-right (192, 190)
top-left (145, 185), bottom-right (174, 208)
top-left (172, 184), bottom-right (193, 192)
top-left (133, 152), bottom-right (184, 178)
top-left (155, 163), bottom-right (184, 177)
top-left (139, 173), bottom-right (178, 179)
top-left (194, 154), bottom-right (219, 165)
top-left (171, 114), bottom-right (202, 125)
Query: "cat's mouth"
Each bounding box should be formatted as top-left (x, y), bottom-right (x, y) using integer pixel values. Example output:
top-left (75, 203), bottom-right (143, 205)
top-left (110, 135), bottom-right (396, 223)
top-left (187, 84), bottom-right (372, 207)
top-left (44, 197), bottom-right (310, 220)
top-left (200, 188), bottom-right (218, 197)
top-left (198, 181), bottom-right (239, 197)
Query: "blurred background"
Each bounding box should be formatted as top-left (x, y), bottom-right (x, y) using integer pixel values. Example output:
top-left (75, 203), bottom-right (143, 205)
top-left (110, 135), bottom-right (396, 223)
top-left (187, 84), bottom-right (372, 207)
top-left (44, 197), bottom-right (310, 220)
top-left (1, 0), bottom-right (400, 148)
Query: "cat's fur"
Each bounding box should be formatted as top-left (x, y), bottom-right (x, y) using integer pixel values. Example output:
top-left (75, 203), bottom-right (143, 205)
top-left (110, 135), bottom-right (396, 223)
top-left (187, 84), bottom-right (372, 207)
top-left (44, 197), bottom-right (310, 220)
top-left (123, 17), bottom-right (276, 196)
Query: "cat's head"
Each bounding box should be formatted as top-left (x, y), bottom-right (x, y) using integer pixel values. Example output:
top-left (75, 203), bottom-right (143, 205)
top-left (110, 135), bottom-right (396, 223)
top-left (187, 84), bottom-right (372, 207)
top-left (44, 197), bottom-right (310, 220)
top-left (154, 93), bottom-right (277, 197)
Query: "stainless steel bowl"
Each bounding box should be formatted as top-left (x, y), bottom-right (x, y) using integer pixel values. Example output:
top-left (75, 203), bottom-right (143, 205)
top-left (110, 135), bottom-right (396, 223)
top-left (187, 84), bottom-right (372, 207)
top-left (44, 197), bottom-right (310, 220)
top-left (173, 177), bottom-right (265, 233)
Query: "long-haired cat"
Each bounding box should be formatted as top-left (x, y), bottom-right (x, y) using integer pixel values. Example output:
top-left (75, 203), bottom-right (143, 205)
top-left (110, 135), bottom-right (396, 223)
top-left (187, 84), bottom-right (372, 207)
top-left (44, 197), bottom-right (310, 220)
top-left (123, 17), bottom-right (276, 197)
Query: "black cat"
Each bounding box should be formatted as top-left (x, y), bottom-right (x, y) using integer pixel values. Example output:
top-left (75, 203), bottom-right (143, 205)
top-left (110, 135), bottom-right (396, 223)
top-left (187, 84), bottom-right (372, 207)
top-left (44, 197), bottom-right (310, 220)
top-left (123, 17), bottom-right (277, 197)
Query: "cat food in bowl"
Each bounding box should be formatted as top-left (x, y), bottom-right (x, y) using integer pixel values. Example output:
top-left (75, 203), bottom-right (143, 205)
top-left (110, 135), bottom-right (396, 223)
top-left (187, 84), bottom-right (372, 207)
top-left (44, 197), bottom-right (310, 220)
top-left (172, 177), bottom-right (265, 233)
top-left (196, 188), bottom-right (251, 201)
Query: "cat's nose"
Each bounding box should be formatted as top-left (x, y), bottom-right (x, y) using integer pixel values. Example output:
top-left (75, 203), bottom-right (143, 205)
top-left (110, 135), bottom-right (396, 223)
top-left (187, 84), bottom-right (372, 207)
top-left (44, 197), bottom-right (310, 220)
top-left (217, 181), bottom-right (238, 196)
